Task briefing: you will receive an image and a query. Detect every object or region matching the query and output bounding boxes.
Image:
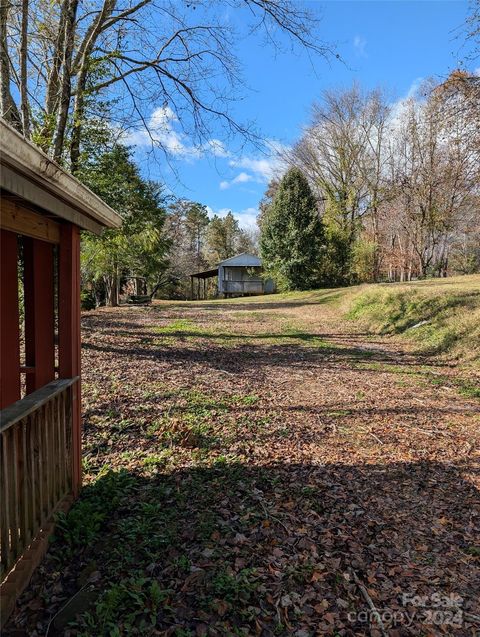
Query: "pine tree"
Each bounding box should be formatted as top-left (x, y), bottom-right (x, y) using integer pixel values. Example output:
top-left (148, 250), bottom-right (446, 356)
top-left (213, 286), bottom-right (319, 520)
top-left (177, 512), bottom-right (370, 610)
top-left (260, 168), bottom-right (324, 290)
top-left (206, 212), bottom-right (240, 263)
top-left (78, 145), bottom-right (168, 306)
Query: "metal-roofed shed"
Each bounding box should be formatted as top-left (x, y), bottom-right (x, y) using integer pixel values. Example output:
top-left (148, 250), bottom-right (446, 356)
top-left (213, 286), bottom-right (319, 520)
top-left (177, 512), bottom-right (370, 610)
top-left (190, 253), bottom-right (275, 299)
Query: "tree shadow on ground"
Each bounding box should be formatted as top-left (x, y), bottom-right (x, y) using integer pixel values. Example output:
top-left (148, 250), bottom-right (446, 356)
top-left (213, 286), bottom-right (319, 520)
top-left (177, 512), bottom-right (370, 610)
top-left (177, 294), bottom-right (344, 313)
top-left (82, 291), bottom-right (344, 321)
top-left (7, 459), bottom-right (479, 636)
top-left (80, 310), bottom-right (453, 376)
top-left (81, 338), bottom-right (449, 379)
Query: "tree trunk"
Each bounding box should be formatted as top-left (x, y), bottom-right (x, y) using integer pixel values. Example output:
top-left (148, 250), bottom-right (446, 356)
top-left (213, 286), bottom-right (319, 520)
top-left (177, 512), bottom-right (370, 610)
top-left (70, 87), bottom-right (85, 173)
top-left (38, 0), bottom-right (69, 150)
top-left (104, 275), bottom-right (119, 307)
top-left (19, 0), bottom-right (30, 136)
top-left (112, 279), bottom-right (119, 306)
top-left (0, 0), bottom-right (22, 129)
top-left (52, 0), bottom-right (79, 161)
top-left (371, 207), bottom-right (381, 281)
top-left (70, 0), bottom-right (116, 172)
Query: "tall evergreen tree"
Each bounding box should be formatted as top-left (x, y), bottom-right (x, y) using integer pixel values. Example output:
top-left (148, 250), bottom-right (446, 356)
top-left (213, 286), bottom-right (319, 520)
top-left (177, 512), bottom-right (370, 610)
top-left (78, 145), bottom-right (168, 306)
top-left (206, 212), bottom-right (240, 263)
top-left (184, 203), bottom-right (210, 271)
top-left (260, 168), bottom-right (324, 290)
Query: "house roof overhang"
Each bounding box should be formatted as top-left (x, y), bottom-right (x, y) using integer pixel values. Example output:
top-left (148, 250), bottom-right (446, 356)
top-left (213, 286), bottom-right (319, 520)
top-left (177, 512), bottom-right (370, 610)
top-left (190, 268), bottom-right (218, 279)
top-left (0, 119), bottom-right (122, 235)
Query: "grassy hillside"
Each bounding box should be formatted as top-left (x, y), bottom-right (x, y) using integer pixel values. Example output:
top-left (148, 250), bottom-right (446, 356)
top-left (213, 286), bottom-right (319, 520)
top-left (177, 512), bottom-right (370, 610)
top-left (344, 275), bottom-right (480, 362)
top-left (211, 274), bottom-right (480, 363)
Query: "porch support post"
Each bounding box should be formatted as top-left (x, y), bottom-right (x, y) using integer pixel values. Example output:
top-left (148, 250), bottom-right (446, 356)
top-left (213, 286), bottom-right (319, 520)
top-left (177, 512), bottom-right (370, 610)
top-left (0, 230), bottom-right (21, 408)
top-left (58, 224), bottom-right (82, 495)
top-left (24, 238), bottom-right (55, 393)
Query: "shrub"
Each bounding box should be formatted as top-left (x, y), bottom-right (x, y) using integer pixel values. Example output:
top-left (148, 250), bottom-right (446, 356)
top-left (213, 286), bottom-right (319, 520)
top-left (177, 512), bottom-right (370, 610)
top-left (81, 288), bottom-right (96, 310)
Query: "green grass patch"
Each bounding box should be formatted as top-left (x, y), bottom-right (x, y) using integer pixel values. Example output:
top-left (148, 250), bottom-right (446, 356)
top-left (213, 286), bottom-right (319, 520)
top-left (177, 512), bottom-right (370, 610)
top-left (52, 469), bottom-right (134, 559)
top-left (81, 577), bottom-right (172, 636)
top-left (281, 324), bottom-right (327, 346)
top-left (145, 388), bottom-right (267, 451)
top-left (209, 568), bottom-right (258, 604)
top-left (346, 278), bottom-right (480, 360)
top-left (457, 382), bottom-right (480, 399)
top-left (430, 375), bottom-right (480, 400)
top-left (142, 450), bottom-right (173, 468)
top-left (326, 410), bottom-right (352, 417)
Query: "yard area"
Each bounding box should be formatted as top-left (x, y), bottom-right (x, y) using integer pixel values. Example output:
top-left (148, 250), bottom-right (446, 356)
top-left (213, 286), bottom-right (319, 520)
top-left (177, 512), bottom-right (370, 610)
top-left (6, 287), bottom-right (480, 636)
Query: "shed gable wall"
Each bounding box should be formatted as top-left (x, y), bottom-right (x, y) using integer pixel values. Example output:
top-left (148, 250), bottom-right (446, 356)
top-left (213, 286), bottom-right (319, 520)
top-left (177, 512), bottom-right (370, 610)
top-left (218, 253), bottom-right (261, 267)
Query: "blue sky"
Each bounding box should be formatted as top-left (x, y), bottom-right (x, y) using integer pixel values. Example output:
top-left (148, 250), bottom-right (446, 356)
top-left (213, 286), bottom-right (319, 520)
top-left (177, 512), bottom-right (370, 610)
top-left (131, 1), bottom-right (478, 231)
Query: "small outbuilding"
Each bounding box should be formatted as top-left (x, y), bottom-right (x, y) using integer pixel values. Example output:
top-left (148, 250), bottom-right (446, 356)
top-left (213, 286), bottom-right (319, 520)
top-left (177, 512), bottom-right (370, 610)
top-left (0, 120), bottom-right (122, 623)
top-left (190, 252), bottom-right (275, 299)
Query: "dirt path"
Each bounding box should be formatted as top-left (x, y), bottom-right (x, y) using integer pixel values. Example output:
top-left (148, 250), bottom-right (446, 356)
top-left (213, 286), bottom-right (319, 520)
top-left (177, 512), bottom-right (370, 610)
top-left (6, 296), bottom-right (480, 636)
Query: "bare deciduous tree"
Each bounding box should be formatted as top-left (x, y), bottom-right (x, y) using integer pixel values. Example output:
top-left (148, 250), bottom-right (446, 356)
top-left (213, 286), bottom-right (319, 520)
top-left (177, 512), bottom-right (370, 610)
top-left (391, 80), bottom-right (479, 278)
top-left (283, 79), bottom-right (479, 283)
top-left (290, 85), bottom-right (392, 279)
top-left (0, 0), bottom-right (21, 128)
top-left (1, 0), bottom-right (334, 169)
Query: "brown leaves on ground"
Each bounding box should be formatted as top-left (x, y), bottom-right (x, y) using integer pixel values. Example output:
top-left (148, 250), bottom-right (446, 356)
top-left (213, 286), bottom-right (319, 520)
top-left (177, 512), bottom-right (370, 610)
top-left (5, 296), bottom-right (480, 636)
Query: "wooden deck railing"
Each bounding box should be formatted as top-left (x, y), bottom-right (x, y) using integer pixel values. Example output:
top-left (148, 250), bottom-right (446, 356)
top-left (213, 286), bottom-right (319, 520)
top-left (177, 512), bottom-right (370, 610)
top-left (223, 280), bottom-right (264, 294)
top-left (0, 378), bottom-right (77, 579)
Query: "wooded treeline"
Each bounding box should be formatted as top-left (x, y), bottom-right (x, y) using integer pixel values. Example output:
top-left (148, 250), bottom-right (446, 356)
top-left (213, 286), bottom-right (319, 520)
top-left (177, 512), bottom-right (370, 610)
top-left (260, 73), bottom-right (480, 289)
top-left (2, 0), bottom-right (478, 300)
top-left (0, 0), bottom-right (328, 305)
top-left (79, 147), bottom-right (256, 306)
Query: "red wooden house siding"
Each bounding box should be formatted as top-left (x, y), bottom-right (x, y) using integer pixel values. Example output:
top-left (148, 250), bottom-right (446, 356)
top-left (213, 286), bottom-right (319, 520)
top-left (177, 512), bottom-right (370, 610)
top-left (0, 230), bottom-right (21, 408)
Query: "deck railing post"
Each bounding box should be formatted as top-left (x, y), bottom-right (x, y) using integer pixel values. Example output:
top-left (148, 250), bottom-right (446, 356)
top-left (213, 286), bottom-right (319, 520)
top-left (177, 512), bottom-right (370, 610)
top-left (0, 379), bottom-right (77, 624)
top-left (58, 224), bottom-right (82, 496)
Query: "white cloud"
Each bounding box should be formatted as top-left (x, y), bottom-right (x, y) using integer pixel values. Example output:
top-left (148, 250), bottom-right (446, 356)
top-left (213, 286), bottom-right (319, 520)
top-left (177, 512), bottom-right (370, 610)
top-left (233, 172), bottom-right (253, 184)
top-left (388, 77), bottom-right (425, 134)
top-left (124, 107), bottom-right (231, 160)
top-left (123, 106), bottom-right (195, 158)
top-left (229, 157), bottom-right (276, 181)
top-left (405, 76), bottom-right (424, 99)
top-left (205, 206), bottom-right (230, 218)
top-left (206, 206), bottom-right (259, 231)
top-left (203, 139), bottom-right (231, 158)
top-left (228, 140), bottom-right (289, 184)
top-left (353, 35), bottom-right (367, 58)
top-left (235, 207), bottom-right (259, 231)
top-left (219, 171), bottom-right (254, 189)
top-left (474, 68), bottom-right (480, 77)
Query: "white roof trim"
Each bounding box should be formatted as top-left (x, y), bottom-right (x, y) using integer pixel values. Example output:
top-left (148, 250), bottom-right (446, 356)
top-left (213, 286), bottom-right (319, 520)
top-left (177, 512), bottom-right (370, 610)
top-left (0, 119), bottom-right (122, 232)
top-left (218, 252), bottom-right (262, 266)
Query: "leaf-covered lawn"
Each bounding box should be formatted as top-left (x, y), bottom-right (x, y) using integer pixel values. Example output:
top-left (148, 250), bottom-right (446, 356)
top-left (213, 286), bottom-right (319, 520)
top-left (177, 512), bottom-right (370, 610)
top-left (6, 295), bottom-right (480, 636)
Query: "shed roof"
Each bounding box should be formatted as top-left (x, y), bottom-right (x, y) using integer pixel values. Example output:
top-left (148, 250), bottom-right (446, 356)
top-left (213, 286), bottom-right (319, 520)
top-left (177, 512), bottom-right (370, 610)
top-left (190, 253), bottom-right (262, 278)
top-left (218, 253), bottom-right (262, 267)
top-left (0, 119), bottom-right (122, 234)
top-left (190, 268), bottom-right (218, 279)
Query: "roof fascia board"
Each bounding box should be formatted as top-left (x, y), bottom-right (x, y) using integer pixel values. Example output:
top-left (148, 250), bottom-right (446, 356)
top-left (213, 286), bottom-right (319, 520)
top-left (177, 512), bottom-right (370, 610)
top-left (218, 253), bottom-right (262, 266)
top-left (1, 165), bottom-right (104, 235)
top-left (0, 120), bottom-right (121, 231)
